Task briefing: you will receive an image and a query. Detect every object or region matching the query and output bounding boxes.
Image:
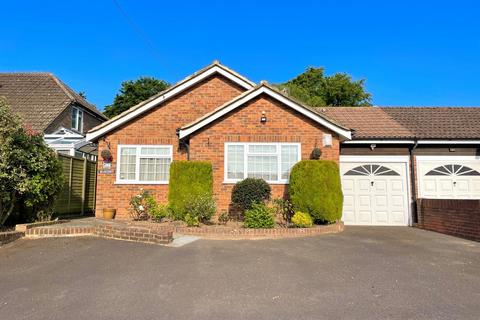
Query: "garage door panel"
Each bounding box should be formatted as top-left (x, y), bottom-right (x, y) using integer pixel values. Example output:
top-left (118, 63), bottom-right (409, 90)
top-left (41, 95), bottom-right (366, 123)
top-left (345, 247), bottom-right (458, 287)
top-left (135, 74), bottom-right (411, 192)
top-left (418, 159), bottom-right (480, 199)
top-left (374, 195), bottom-right (387, 207)
top-left (341, 161), bottom-right (409, 226)
top-left (390, 180), bottom-right (404, 192)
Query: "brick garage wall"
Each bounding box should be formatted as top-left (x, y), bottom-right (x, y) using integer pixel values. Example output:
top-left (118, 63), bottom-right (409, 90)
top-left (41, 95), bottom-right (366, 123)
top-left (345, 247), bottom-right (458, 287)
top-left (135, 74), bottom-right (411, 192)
top-left (95, 75), bottom-right (246, 219)
top-left (189, 94), bottom-right (340, 214)
top-left (417, 198), bottom-right (480, 241)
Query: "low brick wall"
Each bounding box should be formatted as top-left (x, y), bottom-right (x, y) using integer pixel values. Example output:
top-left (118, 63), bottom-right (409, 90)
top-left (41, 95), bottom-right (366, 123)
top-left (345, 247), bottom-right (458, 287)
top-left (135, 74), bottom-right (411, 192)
top-left (24, 222), bottom-right (173, 245)
top-left (0, 231), bottom-right (24, 246)
top-left (417, 199), bottom-right (480, 242)
top-left (175, 222), bottom-right (344, 240)
top-left (94, 224), bottom-right (173, 245)
top-left (25, 226), bottom-right (94, 237)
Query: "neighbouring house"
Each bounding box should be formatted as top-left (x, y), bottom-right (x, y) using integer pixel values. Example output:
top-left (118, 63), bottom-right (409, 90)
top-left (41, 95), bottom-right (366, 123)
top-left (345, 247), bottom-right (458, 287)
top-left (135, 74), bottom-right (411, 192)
top-left (0, 72), bottom-right (108, 158)
top-left (86, 61), bottom-right (480, 235)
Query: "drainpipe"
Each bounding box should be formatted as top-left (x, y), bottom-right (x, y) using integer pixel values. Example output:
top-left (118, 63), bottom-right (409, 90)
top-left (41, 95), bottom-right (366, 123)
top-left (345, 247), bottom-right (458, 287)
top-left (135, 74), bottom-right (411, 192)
top-left (410, 140), bottom-right (418, 224)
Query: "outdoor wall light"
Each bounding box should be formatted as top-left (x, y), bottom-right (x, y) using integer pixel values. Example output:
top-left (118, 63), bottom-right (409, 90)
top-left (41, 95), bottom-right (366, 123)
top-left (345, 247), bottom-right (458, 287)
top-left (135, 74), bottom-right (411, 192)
top-left (260, 111), bottom-right (267, 123)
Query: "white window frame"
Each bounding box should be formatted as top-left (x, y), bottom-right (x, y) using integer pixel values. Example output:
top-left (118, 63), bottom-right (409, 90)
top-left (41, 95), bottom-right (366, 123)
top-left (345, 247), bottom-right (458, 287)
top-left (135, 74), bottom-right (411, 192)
top-left (116, 144), bottom-right (173, 184)
top-left (224, 142), bottom-right (301, 184)
top-left (71, 107), bottom-right (84, 133)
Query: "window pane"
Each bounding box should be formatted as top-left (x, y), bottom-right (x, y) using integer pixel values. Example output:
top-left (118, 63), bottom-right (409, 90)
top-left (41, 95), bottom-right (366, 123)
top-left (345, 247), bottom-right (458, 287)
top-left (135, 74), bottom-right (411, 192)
top-left (71, 108), bottom-right (78, 129)
top-left (247, 155), bottom-right (278, 181)
top-left (140, 147), bottom-right (170, 156)
top-left (119, 148), bottom-right (136, 180)
top-left (249, 144), bottom-right (276, 154)
top-left (139, 158), bottom-right (170, 181)
top-left (227, 145), bottom-right (244, 180)
top-left (78, 110), bottom-right (83, 132)
top-left (281, 145), bottom-right (299, 180)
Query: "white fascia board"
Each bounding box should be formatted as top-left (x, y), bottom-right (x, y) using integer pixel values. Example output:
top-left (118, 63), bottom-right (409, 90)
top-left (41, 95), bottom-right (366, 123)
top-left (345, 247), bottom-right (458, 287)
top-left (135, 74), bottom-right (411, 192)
top-left (342, 140), bottom-right (415, 144)
top-left (179, 86), bottom-right (352, 140)
top-left (340, 155), bottom-right (410, 163)
top-left (86, 66), bottom-right (254, 142)
top-left (416, 140), bottom-right (480, 144)
top-left (415, 155), bottom-right (480, 161)
top-left (343, 140), bottom-right (480, 145)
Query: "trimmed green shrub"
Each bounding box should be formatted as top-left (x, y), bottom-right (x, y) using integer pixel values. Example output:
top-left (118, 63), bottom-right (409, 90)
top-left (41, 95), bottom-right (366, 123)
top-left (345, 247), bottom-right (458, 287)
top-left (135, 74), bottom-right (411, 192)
top-left (231, 178), bottom-right (271, 211)
top-left (183, 193), bottom-right (216, 223)
top-left (291, 211), bottom-right (313, 228)
top-left (289, 160), bottom-right (343, 223)
top-left (168, 161), bottom-right (213, 219)
top-left (244, 202), bottom-right (275, 229)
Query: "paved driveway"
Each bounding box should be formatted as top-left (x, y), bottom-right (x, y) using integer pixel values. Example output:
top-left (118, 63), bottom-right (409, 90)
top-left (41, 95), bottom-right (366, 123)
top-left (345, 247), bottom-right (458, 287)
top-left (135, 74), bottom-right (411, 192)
top-left (1, 227), bottom-right (479, 320)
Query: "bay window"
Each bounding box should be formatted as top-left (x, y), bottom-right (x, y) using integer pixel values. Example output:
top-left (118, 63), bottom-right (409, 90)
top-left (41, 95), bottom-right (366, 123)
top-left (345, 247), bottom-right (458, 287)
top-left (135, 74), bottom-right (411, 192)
top-left (225, 143), bottom-right (301, 183)
top-left (116, 145), bottom-right (173, 184)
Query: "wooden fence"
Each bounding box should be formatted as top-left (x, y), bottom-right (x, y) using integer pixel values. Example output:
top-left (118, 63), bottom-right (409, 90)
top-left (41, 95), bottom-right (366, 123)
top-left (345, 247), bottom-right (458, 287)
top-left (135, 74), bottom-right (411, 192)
top-left (54, 154), bottom-right (97, 215)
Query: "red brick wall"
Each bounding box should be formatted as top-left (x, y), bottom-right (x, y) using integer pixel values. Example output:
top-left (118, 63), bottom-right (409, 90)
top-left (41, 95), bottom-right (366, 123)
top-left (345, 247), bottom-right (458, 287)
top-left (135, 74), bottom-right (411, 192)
top-left (189, 94), bottom-right (340, 213)
top-left (96, 75), bottom-right (245, 219)
top-left (417, 199), bottom-right (480, 242)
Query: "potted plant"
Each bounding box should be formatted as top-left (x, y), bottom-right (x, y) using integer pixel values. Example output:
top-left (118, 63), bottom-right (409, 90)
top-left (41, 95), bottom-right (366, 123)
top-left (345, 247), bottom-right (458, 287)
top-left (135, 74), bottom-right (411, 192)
top-left (103, 208), bottom-right (116, 219)
top-left (101, 149), bottom-right (113, 163)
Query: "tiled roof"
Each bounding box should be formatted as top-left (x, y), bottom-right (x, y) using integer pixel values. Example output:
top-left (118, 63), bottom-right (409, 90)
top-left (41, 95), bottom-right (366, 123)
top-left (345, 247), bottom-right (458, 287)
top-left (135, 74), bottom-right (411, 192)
top-left (0, 72), bottom-right (107, 133)
top-left (318, 106), bottom-right (480, 140)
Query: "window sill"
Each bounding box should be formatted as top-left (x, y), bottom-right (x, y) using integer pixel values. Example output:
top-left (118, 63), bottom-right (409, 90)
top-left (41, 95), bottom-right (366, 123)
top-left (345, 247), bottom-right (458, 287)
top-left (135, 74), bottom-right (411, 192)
top-left (223, 180), bottom-right (289, 185)
top-left (114, 181), bottom-right (169, 185)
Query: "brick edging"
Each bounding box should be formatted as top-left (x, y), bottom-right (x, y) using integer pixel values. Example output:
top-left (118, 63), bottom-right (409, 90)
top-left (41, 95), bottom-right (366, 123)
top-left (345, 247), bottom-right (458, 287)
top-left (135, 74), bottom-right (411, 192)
top-left (0, 231), bottom-right (25, 246)
top-left (174, 222), bottom-right (344, 240)
top-left (24, 223), bottom-right (173, 245)
top-left (23, 220), bottom-right (344, 243)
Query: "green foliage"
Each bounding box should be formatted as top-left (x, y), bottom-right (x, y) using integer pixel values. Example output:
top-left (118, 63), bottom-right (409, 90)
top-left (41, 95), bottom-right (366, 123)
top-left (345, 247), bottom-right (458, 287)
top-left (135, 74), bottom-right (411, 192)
top-left (218, 211), bottom-right (229, 225)
top-left (231, 178), bottom-right (271, 211)
top-left (277, 67), bottom-right (371, 107)
top-left (184, 213), bottom-right (200, 227)
top-left (129, 189), bottom-right (168, 221)
top-left (183, 193), bottom-right (216, 223)
top-left (291, 211), bottom-right (313, 228)
top-left (104, 77), bottom-right (170, 118)
top-left (0, 99), bottom-right (63, 226)
top-left (244, 203), bottom-right (275, 229)
top-left (272, 198), bottom-right (294, 223)
top-left (168, 161), bottom-right (213, 220)
top-left (289, 160), bottom-right (343, 223)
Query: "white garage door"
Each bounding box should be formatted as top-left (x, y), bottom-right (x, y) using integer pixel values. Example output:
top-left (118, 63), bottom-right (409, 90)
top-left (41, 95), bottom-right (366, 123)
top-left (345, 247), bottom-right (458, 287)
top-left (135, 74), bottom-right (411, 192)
top-left (417, 157), bottom-right (480, 199)
top-left (340, 159), bottom-right (410, 226)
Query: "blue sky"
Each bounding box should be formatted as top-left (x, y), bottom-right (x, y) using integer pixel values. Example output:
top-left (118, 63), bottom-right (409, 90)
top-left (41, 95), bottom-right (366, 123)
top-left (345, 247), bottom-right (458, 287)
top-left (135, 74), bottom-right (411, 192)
top-left (1, 0), bottom-right (480, 110)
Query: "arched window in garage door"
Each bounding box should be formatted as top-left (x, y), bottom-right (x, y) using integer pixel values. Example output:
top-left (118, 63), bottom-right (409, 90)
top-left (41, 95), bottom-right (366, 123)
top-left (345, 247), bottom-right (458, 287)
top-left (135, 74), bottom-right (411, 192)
top-left (425, 164), bottom-right (480, 176)
top-left (344, 164), bottom-right (400, 176)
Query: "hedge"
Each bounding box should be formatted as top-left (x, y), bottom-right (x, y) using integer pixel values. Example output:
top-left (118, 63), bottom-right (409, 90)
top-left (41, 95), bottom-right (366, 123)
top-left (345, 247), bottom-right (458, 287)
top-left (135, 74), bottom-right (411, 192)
top-left (168, 161), bottom-right (213, 218)
top-left (289, 160), bottom-right (343, 223)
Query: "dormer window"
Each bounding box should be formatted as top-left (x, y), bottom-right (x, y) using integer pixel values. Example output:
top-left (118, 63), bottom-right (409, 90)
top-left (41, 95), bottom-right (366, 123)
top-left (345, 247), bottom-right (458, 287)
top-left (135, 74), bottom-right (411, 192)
top-left (71, 107), bottom-right (83, 133)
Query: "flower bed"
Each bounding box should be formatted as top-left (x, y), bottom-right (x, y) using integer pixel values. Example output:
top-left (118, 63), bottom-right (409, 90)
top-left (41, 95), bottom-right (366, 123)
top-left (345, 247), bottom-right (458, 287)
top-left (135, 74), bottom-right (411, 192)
top-left (122, 220), bottom-right (344, 240)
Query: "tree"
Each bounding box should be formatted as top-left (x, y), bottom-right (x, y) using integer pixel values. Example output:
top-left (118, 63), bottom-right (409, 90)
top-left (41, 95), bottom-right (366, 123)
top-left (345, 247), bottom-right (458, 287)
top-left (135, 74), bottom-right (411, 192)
top-left (0, 99), bottom-right (63, 225)
top-left (277, 67), bottom-right (372, 107)
top-left (78, 91), bottom-right (87, 99)
top-left (104, 77), bottom-right (170, 118)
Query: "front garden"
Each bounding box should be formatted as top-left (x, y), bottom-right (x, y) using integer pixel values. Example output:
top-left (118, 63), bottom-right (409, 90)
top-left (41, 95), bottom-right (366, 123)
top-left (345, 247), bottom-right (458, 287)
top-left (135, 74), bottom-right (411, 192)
top-left (127, 159), bottom-right (343, 231)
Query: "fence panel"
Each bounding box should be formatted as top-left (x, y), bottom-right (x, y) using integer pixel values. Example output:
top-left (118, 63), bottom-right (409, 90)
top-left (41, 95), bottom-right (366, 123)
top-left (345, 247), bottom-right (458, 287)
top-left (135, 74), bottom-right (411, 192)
top-left (54, 154), bottom-right (97, 216)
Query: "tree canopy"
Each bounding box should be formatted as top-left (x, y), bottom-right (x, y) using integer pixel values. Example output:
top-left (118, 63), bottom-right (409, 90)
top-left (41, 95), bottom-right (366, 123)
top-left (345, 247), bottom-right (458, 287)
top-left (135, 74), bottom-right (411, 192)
top-left (277, 67), bottom-right (372, 107)
top-left (0, 99), bottom-right (63, 225)
top-left (104, 77), bottom-right (170, 118)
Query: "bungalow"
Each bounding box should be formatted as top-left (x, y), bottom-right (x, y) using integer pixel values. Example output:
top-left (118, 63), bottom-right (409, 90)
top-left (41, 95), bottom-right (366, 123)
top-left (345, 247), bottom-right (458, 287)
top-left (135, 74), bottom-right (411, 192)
top-left (86, 61), bottom-right (480, 226)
